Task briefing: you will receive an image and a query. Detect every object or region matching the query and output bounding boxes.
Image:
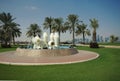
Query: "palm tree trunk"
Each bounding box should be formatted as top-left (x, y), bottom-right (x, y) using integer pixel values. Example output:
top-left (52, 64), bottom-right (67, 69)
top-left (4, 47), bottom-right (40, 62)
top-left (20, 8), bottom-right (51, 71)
top-left (4, 40), bottom-right (10, 47)
top-left (58, 26), bottom-right (61, 44)
top-left (13, 36), bottom-right (15, 45)
top-left (83, 32), bottom-right (85, 43)
top-left (111, 38), bottom-right (114, 43)
top-left (93, 31), bottom-right (96, 42)
top-left (5, 40), bottom-right (7, 46)
top-left (59, 31), bottom-right (60, 44)
top-left (33, 32), bottom-right (36, 37)
top-left (73, 26), bottom-right (75, 45)
top-left (50, 25), bottom-right (51, 33)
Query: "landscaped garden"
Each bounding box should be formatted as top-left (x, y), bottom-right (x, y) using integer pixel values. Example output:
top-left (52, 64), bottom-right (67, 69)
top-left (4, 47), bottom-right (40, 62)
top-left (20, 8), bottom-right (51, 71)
top-left (98, 42), bottom-right (120, 46)
top-left (0, 46), bottom-right (120, 81)
top-left (0, 0), bottom-right (120, 80)
top-left (0, 8), bottom-right (120, 81)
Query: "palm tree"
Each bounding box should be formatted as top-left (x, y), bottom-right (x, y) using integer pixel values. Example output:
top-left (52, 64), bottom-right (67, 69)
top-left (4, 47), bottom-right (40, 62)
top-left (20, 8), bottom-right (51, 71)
top-left (10, 22), bottom-right (21, 45)
top-left (53, 17), bottom-right (65, 43)
top-left (0, 26), bottom-right (2, 45)
top-left (110, 35), bottom-right (119, 43)
top-left (43, 17), bottom-right (54, 33)
top-left (89, 18), bottom-right (99, 42)
top-left (26, 23), bottom-right (42, 37)
top-left (0, 12), bottom-right (20, 47)
top-left (76, 23), bottom-right (91, 43)
top-left (65, 14), bottom-right (79, 45)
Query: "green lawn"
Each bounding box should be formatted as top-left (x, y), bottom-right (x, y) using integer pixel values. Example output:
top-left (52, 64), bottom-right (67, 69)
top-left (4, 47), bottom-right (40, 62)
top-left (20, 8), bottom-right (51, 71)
top-left (0, 47), bottom-right (17, 53)
top-left (98, 42), bottom-right (120, 46)
top-left (0, 46), bottom-right (120, 81)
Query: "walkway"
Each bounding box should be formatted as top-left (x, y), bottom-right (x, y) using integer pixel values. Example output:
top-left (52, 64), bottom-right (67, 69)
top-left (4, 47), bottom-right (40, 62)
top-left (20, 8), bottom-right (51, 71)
top-left (0, 50), bottom-right (99, 65)
top-left (77, 44), bottom-right (120, 48)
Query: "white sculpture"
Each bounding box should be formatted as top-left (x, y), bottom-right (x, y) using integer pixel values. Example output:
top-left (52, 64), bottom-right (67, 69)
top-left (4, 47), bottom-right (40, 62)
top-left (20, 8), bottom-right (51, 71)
top-left (48, 41), bottom-right (55, 49)
top-left (48, 33), bottom-right (54, 49)
top-left (32, 32), bottom-right (59, 49)
top-left (50, 33), bottom-right (54, 42)
top-left (54, 32), bottom-right (59, 47)
top-left (32, 35), bottom-right (41, 49)
top-left (43, 32), bottom-right (48, 47)
top-left (48, 32), bottom-right (59, 49)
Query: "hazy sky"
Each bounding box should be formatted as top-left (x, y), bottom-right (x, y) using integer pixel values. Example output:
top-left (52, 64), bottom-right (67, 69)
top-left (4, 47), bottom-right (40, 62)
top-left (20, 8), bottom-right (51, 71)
top-left (0, 0), bottom-right (120, 42)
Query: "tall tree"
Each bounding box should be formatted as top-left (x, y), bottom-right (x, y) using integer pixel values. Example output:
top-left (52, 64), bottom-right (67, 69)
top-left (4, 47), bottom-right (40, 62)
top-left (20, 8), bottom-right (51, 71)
top-left (0, 26), bottom-right (3, 45)
top-left (26, 23), bottom-right (42, 37)
top-left (53, 17), bottom-right (65, 43)
top-left (110, 35), bottom-right (119, 43)
top-left (76, 23), bottom-right (91, 43)
top-left (65, 14), bottom-right (79, 45)
top-left (43, 17), bottom-right (54, 33)
top-left (89, 18), bottom-right (99, 42)
top-left (10, 22), bottom-right (21, 45)
top-left (0, 12), bottom-right (21, 47)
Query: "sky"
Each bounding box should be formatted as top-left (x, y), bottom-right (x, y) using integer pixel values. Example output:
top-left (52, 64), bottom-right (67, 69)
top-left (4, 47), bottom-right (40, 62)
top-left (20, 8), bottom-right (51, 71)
top-left (0, 0), bottom-right (120, 42)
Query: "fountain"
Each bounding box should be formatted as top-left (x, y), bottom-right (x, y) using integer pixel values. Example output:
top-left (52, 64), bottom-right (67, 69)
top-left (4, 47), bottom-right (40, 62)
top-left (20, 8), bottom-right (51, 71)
top-left (16, 32), bottom-right (78, 57)
top-left (0, 31), bottom-right (99, 65)
top-left (0, 49), bottom-right (99, 65)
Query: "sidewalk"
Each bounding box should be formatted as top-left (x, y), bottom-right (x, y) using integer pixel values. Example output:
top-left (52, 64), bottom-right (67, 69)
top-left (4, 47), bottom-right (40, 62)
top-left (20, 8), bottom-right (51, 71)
top-left (0, 50), bottom-right (99, 65)
top-left (77, 44), bottom-right (120, 48)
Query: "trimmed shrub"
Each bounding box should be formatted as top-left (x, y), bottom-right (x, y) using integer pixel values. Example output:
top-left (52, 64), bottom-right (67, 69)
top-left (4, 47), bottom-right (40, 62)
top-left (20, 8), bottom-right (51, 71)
top-left (1, 44), bottom-right (11, 48)
top-left (89, 42), bottom-right (99, 48)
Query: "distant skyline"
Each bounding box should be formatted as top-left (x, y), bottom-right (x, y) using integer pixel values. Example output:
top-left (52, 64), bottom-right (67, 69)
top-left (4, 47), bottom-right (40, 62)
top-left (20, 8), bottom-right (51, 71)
top-left (0, 0), bottom-right (120, 42)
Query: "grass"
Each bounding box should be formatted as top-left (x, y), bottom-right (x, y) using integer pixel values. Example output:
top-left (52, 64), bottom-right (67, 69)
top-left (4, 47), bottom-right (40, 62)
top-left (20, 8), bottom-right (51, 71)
top-left (98, 42), bottom-right (120, 46)
top-left (0, 46), bottom-right (120, 81)
top-left (0, 45), bottom-right (18, 53)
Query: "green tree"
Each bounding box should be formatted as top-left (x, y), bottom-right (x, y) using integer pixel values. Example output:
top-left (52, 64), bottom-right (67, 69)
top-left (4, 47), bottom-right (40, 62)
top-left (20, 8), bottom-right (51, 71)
top-left (110, 35), bottom-right (119, 43)
top-left (0, 12), bottom-right (21, 47)
top-left (26, 23), bottom-right (42, 37)
top-left (65, 14), bottom-right (79, 45)
top-left (10, 22), bottom-right (21, 45)
top-left (43, 17), bottom-right (54, 33)
top-left (53, 17), bottom-right (65, 43)
top-left (76, 23), bottom-right (91, 43)
top-left (0, 26), bottom-right (3, 45)
top-left (89, 18), bottom-right (99, 42)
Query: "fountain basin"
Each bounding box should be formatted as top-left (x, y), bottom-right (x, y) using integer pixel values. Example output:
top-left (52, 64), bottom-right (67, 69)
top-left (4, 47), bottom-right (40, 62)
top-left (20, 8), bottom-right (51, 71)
top-left (15, 48), bottom-right (78, 57)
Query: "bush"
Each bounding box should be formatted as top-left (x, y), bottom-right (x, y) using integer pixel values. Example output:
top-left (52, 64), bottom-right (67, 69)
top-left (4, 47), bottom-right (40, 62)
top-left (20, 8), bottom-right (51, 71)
top-left (89, 42), bottom-right (99, 48)
top-left (19, 45), bottom-right (27, 49)
top-left (1, 44), bottom-right (11, 48)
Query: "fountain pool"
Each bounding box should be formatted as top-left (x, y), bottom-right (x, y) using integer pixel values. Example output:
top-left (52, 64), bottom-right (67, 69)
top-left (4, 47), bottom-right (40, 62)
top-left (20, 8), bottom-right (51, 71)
top-left (15, 32), bottom-right (78, 57)
top-left (0, 32), bottom-right (99, 65)
top-left (15, 45), bottom-right (78, 57)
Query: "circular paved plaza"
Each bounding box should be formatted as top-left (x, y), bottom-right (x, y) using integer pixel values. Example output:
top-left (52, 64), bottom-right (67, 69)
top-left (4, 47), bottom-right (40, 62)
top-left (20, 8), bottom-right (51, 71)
top-left (0, 50), bottom-right (99, 65)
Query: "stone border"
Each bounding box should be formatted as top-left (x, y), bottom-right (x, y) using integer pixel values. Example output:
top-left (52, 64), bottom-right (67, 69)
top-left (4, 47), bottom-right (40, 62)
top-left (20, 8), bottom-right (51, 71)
top-left (15, 48), bottom-right (78, 57)
top-left (0, 50), bottom-right (99, 65)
